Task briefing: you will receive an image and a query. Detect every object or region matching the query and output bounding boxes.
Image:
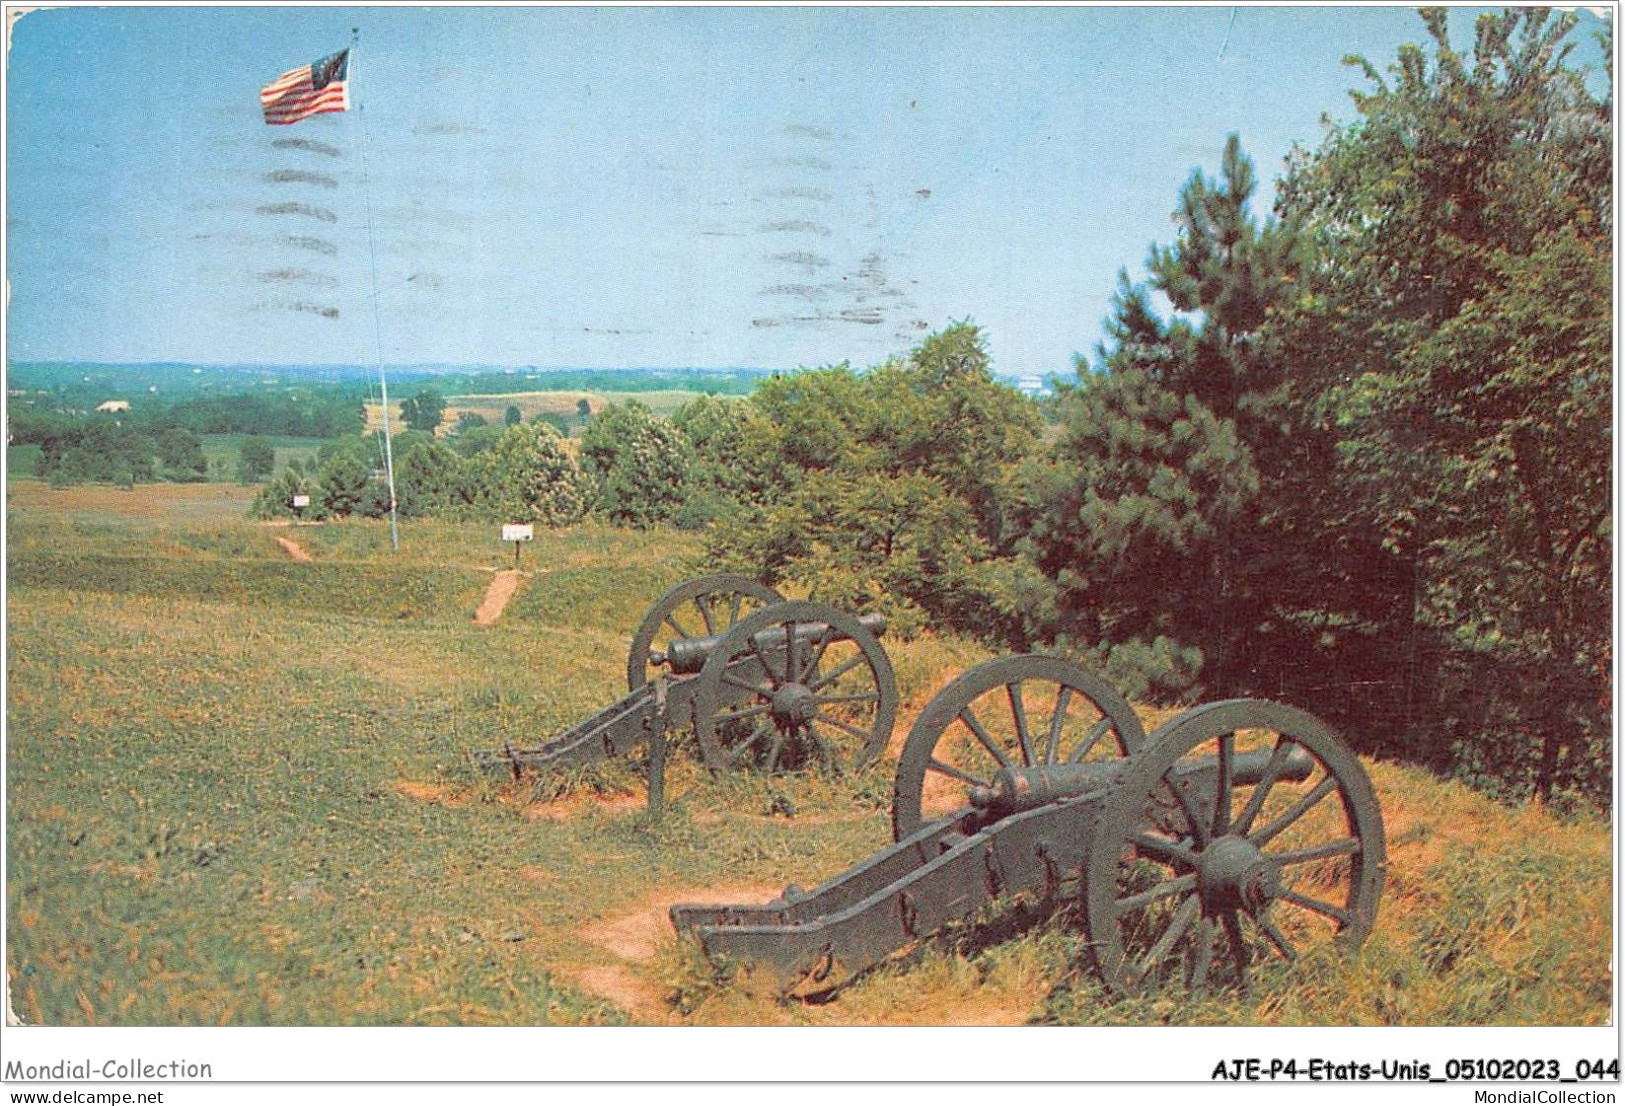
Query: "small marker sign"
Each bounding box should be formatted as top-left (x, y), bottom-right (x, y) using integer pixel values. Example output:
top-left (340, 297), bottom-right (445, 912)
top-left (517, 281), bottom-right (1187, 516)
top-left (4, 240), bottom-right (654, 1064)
top-left (502, 523), bottom-right (534, 570)
top-left (292, 495), bottom-right (311, 508)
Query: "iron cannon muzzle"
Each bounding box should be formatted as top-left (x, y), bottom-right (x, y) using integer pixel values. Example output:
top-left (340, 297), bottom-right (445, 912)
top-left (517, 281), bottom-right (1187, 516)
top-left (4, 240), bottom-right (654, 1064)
top-left (661, 612), bottom-right (889, 676)
top-left (968, 744), bottom-right (1317, 819)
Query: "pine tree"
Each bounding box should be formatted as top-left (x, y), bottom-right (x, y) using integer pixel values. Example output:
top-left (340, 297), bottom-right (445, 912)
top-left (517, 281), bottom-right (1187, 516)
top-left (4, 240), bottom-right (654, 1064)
top-left (1021, 135), bottom-right (1302, 701)
top-left (316, 450), bottom-right (370, 519)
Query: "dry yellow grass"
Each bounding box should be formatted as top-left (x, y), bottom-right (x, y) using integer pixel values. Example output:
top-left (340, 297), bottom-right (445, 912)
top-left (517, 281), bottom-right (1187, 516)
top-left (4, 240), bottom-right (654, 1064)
top-left (362, 389), bottom-right (705, 437)
top-left (6, 480), bottom-right (256, 520)
top-left (363, 393), bottom-right (600, 437)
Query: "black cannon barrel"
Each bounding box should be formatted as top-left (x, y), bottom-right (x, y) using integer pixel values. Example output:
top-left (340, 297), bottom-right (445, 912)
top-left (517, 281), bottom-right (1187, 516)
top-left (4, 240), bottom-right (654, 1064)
top-left (969, 744), bottom-right (1317, 819)
top-left (658, 612), bottom-right (888, 676)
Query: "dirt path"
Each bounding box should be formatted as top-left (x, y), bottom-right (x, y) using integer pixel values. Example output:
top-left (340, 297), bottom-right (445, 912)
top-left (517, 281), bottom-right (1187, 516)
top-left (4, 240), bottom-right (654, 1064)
top-left (274, 536), bottom-right (313, 563)
top-left (565, 884), bottom-right (783, 1023)
top-left (391, 780), bottom-right (643, 821)
top-left (473, 570), bottom-right (523, 625)
top-left (265, 538), bottom-right (526, 626)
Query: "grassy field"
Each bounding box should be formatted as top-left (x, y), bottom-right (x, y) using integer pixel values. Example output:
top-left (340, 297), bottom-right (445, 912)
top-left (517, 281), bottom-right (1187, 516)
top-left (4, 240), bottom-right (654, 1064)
top-left (6, 444), bottom-right (43, 477)
top-left (363, 389), bottom-right (713, 438)
top-left (5, 481), bottom-right (1613, 1026)
top-left (200, 434), bottom-right (327, 481)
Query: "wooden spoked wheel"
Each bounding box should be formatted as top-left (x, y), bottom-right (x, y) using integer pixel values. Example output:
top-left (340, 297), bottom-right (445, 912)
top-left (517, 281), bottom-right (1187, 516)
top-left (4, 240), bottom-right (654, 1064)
top-left (1083, 700), bottom-right (1386, 995)
top-left (692, 600), bottom-right (897, 775)
top-left (891, 655), bottom-right (1146, 841)
top-left (627, 573), bottom-right (783, 691)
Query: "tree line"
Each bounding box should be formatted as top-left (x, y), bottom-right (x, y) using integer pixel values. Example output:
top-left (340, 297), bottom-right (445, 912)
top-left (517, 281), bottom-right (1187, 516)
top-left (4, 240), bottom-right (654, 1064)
top-left (8, 387), bottom-right (365, 485)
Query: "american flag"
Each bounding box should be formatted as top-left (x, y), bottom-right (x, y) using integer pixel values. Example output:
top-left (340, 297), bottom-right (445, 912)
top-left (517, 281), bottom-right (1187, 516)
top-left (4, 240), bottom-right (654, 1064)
top-left (261, 49), bottom-right (350, 126)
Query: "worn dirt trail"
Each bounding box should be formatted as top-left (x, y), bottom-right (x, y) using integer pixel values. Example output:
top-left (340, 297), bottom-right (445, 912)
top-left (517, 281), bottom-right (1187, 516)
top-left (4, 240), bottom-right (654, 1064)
top-left (274, 536), bottom-right (313, 563)
top-left (563, 883), bottom-right (783, 1023)
top-left (560, 882), bottom-right (1044, 1025)
top-left (474, 570), bottom-right (522, 625)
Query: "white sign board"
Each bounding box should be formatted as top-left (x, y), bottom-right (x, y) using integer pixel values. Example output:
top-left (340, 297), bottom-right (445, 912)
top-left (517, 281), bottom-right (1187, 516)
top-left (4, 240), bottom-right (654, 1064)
top-left (292, 495), bottom-right (311, 508)
top-left (502, 523), bottom-right (535, 542)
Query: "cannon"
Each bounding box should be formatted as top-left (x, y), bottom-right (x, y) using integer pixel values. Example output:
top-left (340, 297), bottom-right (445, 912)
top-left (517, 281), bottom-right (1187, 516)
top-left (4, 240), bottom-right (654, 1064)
top-left (470, 573), bottom-right (899, 779)
top-left (671, 655), bottom-right (1386, 995)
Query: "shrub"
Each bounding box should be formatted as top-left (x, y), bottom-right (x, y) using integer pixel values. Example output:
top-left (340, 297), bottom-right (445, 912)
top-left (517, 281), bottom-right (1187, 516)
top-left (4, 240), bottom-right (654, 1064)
top-left (393, 440), bottom-right (467, 519)
top-left (248, 467), bottom-right (311, 520)
top-left (577, 401), bottom-right (690, 528)
top-left (468, 423), bottom-right (587, 526)
top-left (316, 451), bottom-right (370, 519)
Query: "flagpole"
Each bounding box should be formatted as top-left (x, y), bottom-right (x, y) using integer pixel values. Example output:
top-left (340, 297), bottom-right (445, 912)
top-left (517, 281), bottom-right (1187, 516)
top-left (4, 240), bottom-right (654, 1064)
top-left (351, 26), bottom-right (400, 553)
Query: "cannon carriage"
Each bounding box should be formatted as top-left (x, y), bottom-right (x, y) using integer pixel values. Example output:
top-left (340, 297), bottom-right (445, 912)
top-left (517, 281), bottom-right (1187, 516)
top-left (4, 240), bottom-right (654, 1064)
top-left (470, 573), bottom-right (898, 779)
top-left (675, 684), bottom-right (1385, 996)
top-left (473, 574), bottom-right (1387, 997)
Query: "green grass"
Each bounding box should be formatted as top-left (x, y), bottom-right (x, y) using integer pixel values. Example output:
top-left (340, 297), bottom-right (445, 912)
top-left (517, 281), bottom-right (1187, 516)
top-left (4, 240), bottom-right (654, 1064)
top-left (7, 443), bottom-right (44, 477)
top-left (200, 434), bottom-right (327, 482)
top-left (8, 589), bottom-right (620, 1024)
top-left (5, 484), bottom-right (1613, 1026)
top-left (6, 507), bottom-right (714, 1025)
top-left (7, 551), bottom-right (485, 621)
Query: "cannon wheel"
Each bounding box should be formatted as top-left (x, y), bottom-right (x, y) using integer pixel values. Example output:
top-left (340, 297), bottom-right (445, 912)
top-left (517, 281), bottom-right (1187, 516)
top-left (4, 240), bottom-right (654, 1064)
top-left (1083, 699), bottom-right (1386, 995)
top-left (627, 573), bottom-right (784, 692)
top-left (692, 600), bottom-right (897, 775)
top-left (891, 655), bottom-right (1145, 841)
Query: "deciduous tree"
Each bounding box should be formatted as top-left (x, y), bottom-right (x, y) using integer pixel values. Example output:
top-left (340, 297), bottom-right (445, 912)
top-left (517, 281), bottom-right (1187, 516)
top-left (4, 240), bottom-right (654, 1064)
top-left (399, 389), bottom-right (447, 434)
top-left (577, 401), bottom-right (690, 528)
top-left (237, 436), bottom-right (276, 483)
top-left (1276, 7), bottom-right (1612, 801)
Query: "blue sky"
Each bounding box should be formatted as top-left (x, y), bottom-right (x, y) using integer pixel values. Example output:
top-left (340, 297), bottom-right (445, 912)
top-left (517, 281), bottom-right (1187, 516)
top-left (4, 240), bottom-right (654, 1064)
top-left (5, 4), bottom-right (1612, 378)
